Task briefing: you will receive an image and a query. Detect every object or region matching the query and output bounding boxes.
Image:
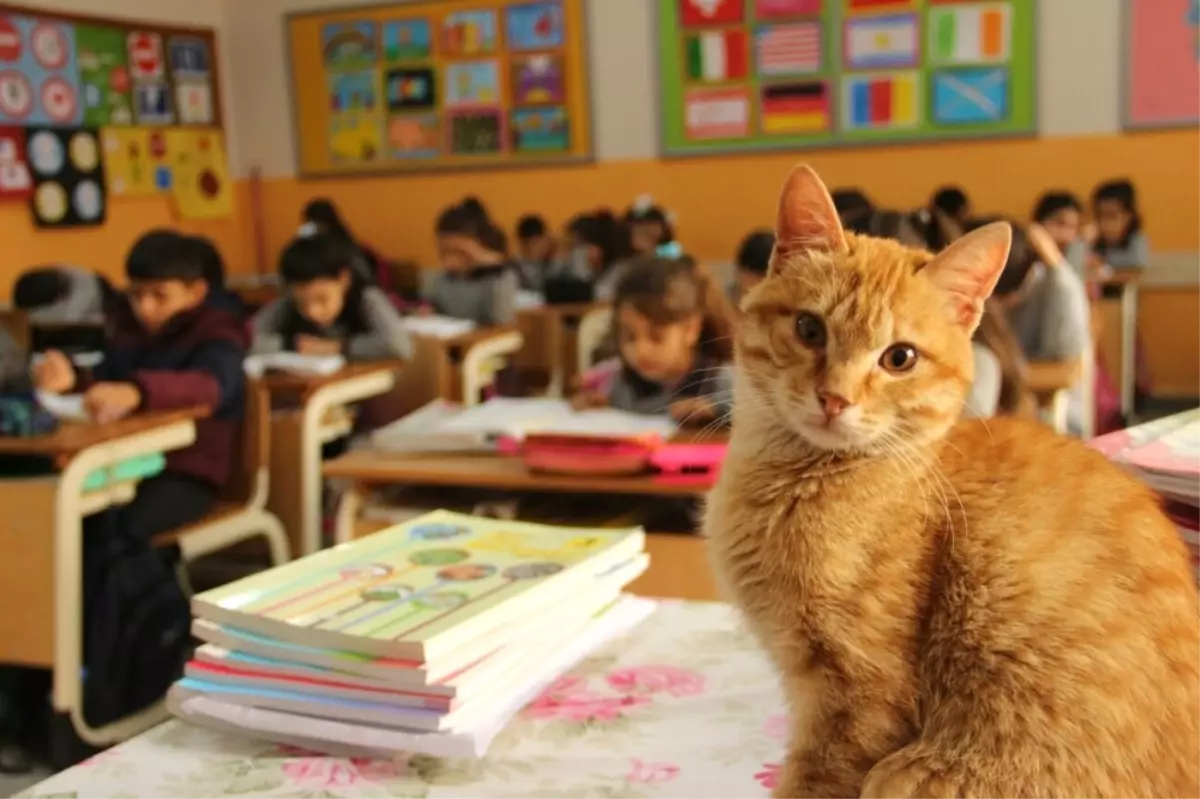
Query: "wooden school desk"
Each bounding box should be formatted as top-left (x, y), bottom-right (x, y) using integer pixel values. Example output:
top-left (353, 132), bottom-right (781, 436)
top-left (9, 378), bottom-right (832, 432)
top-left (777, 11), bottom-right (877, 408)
top-left (262, 363), bottom-right (398, 558)
top-left (1097, 271), bottom-right (1140, 419)
top-left (390, 326), bottom-right (525, 413)
top-left (514, 302), bottom-right (608, 396)
top-left (0, 409), bottom-right (203, 751)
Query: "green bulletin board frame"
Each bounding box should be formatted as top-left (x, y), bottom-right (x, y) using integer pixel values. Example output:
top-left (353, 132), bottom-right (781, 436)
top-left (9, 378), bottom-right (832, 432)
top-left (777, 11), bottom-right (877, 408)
top-left (658, 0), bottom-right (1036, 157)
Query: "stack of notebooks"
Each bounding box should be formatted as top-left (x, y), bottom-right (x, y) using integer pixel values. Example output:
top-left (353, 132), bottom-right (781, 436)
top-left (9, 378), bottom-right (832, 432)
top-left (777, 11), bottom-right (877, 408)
top-left (170, 511), bottom-right (653, 758)
top-left (1093, 409), bottom-right (1200, 580)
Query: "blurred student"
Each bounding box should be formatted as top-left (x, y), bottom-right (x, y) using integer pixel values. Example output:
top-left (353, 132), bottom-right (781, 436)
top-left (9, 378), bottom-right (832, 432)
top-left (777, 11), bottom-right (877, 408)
top-left (251, 234), bottom-right (413, 362)
top-left (31, 231), bottom-right (249, 728)
top-left (13, 265), bottom-right (118, 325)
top-left (429, 199), bottom-right (519, 325)
top-left (545, 210), bottom-right (626, 303)
top-left (830, 188), bottom-right (875, 235)
top-left (187, 235), bottom-right (247, 318)
top-left (1091, 179), bottom-right (1148, 270)
top-left (514, 214), bottom-right (554, 292)
top-left (729, 230), bottom-right (774, 305)
top-left (1033, 191), bottom-right (1087, 276)
top-left (301, 198), bottom-right (389, 287)
top-left (572, 255), bottom-right (735, 424)
top-left (624, 199), bottom-right (677, 256)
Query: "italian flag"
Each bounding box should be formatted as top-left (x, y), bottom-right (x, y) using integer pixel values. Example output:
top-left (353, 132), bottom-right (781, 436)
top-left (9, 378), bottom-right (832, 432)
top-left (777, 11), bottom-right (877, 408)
top-left (686, 30), bottom-right (748, 82)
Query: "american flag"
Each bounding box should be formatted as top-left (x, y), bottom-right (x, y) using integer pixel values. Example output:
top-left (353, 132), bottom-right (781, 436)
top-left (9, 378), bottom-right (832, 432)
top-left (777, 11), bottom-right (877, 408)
top-left (756, 23), bottom-right (821, 76)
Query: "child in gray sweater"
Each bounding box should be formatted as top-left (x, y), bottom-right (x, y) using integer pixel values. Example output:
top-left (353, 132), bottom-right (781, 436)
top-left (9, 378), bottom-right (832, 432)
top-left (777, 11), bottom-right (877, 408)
top-left (428, 200), bottom-right (518, 326)
top-left (573, 255), bottom-right (736, 424)
top-left (1091, 179), bottom-right (1149, 270)
top-left (251, 235), bottom-right (413, 362)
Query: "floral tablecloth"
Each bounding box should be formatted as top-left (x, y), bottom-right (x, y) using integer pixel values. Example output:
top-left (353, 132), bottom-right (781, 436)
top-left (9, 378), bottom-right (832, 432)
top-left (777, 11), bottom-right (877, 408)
top-left (24, 602), bottom-right (787, 798)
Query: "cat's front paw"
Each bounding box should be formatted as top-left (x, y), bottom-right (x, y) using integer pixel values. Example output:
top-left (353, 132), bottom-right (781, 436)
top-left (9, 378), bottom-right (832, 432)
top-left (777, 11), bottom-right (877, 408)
top-left (860, 746), bottom-right (967, 799)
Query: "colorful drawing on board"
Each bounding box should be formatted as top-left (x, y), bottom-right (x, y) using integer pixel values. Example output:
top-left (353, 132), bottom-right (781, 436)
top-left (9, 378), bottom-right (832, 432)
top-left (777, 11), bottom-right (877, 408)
top-left (327, 70), bottom-right (382, 163)
top-left (511, 54), bottom-right (565, 105)
top-left (511, 106), bottom-right (568, 152)
top-left (842, 71), bottom-right (919, 130)
top-left (101, 127), bottom-right (157, 196)
top-left (385, 67), bottom-right (435, 112)
top-left (1192, 0), bottom-right (1200, 60)
top-left (442, 9), bottom-right (498, 56)
top-left (685, 29), bottom-right (749, 82)
top-left (75, 26), bottom-right (132, 127)
top-left (755, 22), bottom-right (821, 76)
top-left (845, 0), bottom-right (912, 9)
top-left (843, 13), bottom-right (918, 69)
top-left (133, 79), bottom-right (173, 125)
top-left (679, 0), bottom-right (744, 27)
top-left (683, 87), bottom-right (750, 140)
top-left (126, 31), bottom-right (165, 81)
top-left (931, 67), bottom-right (1008, 124)
top-left (927, 2), bottom-right (1010, 65)
top-left (756, 0), bottom-right (823, 18)
top-left (25, 126), bottom-right (106, 228)
top-left (322, 21), bottom-right (377, 70)
top-left (449, 110), bottom-right (503, 154)
top-left (166, 128), bottom-right (232, 220)
top-left (760, 81), bottom-right (829, 134)
top-left (168, 36), bottom-right (211, 78)
top-left (1124, 0), bottom-right (1200, 127)
top-left (0, 15), bottom-right (81, 126)
top-left (387, 113), bottom-right (439, 158)
top-left (506, 2), bottom-right (565, 51)
top-left (0, 126), bottom-right (32, 200)
top-left (381, 19), bottom-right (432, 62)
top-left (444, 60), bottom-right (500, 106)
top-left (175, 80), bottom-right (213, 125)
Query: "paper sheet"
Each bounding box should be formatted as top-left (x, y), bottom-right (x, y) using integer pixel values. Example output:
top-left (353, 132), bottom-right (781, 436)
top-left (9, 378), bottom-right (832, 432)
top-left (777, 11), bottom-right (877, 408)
top-left (243, 353), bottom-right (345, 378)
top-left (400, 315), bottom-right (477, 340)
top-left (36, 392), bottom-right (88, 421)
top-left (439, 398), bottom-right (678, 440)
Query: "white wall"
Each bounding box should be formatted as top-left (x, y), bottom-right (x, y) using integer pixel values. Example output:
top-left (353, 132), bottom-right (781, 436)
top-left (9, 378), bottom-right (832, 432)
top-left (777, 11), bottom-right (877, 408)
top-left (16, 0), bottom-right (240, 170)
top-left (222, 0), bottom-right (1128, 179)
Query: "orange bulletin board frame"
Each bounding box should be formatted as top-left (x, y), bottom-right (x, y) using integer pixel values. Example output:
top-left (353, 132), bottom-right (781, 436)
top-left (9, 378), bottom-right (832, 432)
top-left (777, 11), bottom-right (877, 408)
top-left (286, 0), bottom-right (592, 179)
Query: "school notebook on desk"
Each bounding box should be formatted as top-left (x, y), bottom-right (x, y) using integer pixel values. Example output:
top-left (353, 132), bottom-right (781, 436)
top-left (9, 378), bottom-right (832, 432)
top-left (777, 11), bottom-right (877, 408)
top-left (1092, 409), bottom-right (1200, 503)
top-left (191, 511), bottom-right (645, 663)
top-left (244, 352), bottom-right (346, 378)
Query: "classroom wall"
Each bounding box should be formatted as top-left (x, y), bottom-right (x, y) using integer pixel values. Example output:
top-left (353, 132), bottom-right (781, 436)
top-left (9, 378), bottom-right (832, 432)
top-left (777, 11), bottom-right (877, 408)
top-left (0, 0), bottom-right (251, 297)
top-left (223, 0), bottom-right (1200, 273)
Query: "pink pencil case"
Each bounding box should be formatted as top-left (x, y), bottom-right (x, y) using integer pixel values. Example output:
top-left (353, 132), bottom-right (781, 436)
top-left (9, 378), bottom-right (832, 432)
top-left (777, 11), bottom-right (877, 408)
top-left (650, 444), bottom-right (727, 475)
top-left (519, 434), bottom-right (661, 476)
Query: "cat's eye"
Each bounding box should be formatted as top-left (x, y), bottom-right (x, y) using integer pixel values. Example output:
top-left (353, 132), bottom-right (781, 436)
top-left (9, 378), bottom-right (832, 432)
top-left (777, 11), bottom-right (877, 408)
top-left (880, 344), bottom-right (918, 374)
top-left (795, 312), bottom-right (827, 349)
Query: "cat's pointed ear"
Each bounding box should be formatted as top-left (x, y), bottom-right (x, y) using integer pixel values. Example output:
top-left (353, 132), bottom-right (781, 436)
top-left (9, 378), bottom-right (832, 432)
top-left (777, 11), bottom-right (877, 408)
top-left (923, 221), bottom-right (1012, 330)
top-left (774, 165), bottom-right (847, 267)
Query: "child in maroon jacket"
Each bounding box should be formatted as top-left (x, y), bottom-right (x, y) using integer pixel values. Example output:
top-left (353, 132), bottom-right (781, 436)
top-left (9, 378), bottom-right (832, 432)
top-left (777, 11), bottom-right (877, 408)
top-left (34, 229), bottom-right (248, 541)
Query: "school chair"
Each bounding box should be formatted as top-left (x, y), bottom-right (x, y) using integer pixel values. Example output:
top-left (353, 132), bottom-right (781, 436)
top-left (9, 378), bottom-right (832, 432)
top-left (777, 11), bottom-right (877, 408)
top-left (151, 380), bottom-right (290, 565)
top-left (391, 328), bottom-right (525, 413)
top-left (576, 306), bottom-right (612, 374)
top-left (462, 328), bottom-right (524, 406)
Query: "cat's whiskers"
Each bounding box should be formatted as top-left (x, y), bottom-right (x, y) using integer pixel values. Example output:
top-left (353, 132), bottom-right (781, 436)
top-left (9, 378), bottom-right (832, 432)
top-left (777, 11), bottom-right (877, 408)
top-left (874, 427), bottom-right (938, 529)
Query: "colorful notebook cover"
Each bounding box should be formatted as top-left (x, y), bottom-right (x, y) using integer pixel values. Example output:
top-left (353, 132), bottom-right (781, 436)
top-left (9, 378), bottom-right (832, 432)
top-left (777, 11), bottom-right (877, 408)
top-left (192, 511), bottom-right (645, 662)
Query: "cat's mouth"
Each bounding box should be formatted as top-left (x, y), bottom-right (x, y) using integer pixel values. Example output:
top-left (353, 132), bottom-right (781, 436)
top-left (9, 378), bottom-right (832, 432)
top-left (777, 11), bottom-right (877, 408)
top-left (792, 411), bottom-right (880, 453)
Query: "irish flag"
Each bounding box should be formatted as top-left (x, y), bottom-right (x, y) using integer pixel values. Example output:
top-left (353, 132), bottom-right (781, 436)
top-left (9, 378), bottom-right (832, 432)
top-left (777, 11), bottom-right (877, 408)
top-left (685, 30), bottom-right (749, 82)
top-left (929, 3), bottom-right (1011, 64)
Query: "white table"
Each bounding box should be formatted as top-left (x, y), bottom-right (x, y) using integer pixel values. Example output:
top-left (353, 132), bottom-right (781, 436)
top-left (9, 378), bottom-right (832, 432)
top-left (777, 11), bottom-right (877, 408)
top-left (23, 602), bottom-right (785, 798)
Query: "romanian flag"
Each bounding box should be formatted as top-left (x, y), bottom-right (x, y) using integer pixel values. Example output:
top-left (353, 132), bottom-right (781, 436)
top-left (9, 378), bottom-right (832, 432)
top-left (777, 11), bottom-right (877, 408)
top-left (929, 3), bottom-right (1010, 63)
top-left (761, 82), bottom-right (829, 134)
top-left (685, 30), bottom-right (749, 82)
top-left (845, 73), bottom-right (918, 129)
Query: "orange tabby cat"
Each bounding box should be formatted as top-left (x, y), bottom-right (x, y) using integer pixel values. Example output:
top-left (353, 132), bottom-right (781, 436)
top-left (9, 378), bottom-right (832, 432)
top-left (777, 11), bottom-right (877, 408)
top-left (706, 165), bottom-right (1199, 798)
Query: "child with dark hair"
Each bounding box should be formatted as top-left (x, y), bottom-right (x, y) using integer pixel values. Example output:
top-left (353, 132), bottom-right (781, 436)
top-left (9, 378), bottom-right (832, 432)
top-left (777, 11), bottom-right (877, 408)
top-left (29, 231), bottom-right (250, 730)
top-left (1091, 179), bottom-right (1147, 269)
top-left (1032, 191), bottom-right (1087, 275)
top-left (13, 265), bottom-right (118, 325)
top-left (301, 198), bottom-right (386, 286)
top-left (730, 229), bottom-right (775, 304)
top-left (830, 188), bottom-right (875, 235)
top-left (573, 255), bottom-right (736, 423)
top-left (515, 214), bottom-right (554, 291)
top-left (429, 199), bottom-right (519, 325)
top-left (931, 186), bottom-right (971, 222)
top-left (186, 235), bottom-right (246, 317)
top-left (624, 199), bottom-right (676, 256)
top-left (251, 235), bottom-right (412, 361)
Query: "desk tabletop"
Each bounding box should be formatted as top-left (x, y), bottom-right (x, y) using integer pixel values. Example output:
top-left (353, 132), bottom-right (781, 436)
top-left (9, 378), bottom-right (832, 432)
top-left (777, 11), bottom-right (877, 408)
top-left (260, 362), bottom-right (401, 393)
top-left (324, 448), bottom-right (716, 496)
top-left (0, 408), bottom-right (204, 458)
top-left (1025, 360), bottom-right (1082, 396)
top-left (1101, 270), bottom-right (1142, 288)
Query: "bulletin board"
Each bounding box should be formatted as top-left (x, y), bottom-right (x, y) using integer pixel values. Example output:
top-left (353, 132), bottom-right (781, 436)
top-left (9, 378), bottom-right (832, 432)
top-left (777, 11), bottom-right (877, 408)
top-left (0, 2), bottom-right (231, 226)
top-left (1123, 0), bottom-right (1200, 130)
top-left (286, 0), bottom-right (593, 178)
top-left (657, 0), bottom-right (1037, 157)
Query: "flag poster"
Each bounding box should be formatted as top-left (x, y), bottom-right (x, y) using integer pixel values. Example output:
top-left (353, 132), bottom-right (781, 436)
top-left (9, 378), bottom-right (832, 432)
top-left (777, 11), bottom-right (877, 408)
top-left (658, 0), bottom-right (1035, 155)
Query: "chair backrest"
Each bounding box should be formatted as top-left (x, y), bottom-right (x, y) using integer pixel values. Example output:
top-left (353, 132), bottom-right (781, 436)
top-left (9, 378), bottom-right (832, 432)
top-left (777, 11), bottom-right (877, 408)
top-left (222, 378), bottom-right (270, 509)
top-left (576, 307), bottom-right (613, 374)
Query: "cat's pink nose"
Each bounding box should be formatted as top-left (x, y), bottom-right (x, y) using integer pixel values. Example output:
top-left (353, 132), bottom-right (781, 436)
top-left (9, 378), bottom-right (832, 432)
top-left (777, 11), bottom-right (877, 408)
top-left (817, 390), bottom-right (851, 421)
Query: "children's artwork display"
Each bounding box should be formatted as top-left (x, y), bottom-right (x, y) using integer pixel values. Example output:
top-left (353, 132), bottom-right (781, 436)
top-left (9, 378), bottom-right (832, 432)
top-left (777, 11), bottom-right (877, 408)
top-left (0, 3), bottom-right (228, 224)
top-left (287, 0), bottom-right (592, 177)
top-left (658, 0), bottom-right (1036, 156)
top-left (1123, 0), bottom-right (1200, 129)
top-left (25, 125), bottom-right (106, 227)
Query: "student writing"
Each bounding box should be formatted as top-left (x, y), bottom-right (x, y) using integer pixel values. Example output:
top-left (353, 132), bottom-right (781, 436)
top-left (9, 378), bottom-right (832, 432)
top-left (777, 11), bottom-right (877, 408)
top-left (428, 200), bottom-right (519, 326)
top-left (573, 255), bottom-right (736, 424)
top-left (251, 234), bottom-right (413, 361)
top-left (514, 214), bottom-right (554, 292)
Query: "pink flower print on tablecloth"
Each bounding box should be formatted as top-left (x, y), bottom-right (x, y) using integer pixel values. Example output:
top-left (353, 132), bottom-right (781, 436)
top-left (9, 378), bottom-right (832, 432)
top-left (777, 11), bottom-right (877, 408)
top-left (627, 757), bottom-right (681, 783)
top-left (755, 762), bottom-right (781, 790)
top-left (605, 665), bottom-right (707, 697)
top-left (764, 713), bottom-right (789, 741)
top-left (524, 691), bottom-right (652, 721)
top-left (281, 755), bottom-right (404, 789)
